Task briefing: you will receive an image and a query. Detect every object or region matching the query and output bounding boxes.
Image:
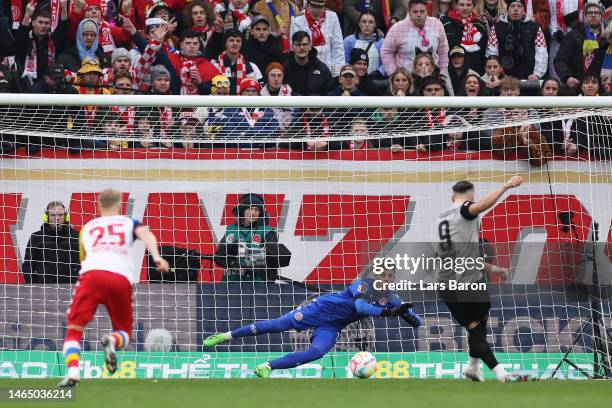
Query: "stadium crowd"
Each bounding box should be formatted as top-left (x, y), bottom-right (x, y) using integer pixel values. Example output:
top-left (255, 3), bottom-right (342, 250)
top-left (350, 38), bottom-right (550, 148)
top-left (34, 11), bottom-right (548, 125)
top-left (0, 0), bottom-right (611, 161)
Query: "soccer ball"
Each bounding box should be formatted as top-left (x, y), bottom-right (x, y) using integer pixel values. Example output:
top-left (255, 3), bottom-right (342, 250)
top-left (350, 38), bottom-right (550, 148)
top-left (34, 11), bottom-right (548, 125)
top-left (349, 351), bottom-right (377, 379)
top-left (144, 329), bottom-right (173, 352)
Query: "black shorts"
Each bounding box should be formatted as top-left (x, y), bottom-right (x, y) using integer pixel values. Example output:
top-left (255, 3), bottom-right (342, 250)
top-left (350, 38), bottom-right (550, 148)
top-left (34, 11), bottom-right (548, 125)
top-left (443, 300), bottom-right (491, 327)
top-left (438, 286), bottom-right (491, 328)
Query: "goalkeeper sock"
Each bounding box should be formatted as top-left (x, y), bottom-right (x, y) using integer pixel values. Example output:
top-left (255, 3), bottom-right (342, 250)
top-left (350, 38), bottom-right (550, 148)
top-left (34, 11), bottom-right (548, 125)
top-left (223, 332), bottom-right (233, 340)
top-left (231, 316), bottom-right (294, 338)
top-left (110, 330), bottom-right (129, 350)
top-left (62, 340), bottom-right (81, 373)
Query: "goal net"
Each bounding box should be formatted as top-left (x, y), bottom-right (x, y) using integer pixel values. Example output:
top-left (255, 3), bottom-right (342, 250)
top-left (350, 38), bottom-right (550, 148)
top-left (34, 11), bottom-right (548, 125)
top-left (0, 94), bottom-right (610, 380)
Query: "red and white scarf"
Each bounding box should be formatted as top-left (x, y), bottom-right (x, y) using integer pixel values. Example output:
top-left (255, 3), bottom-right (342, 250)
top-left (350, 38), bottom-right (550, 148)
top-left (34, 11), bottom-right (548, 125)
top-left (425, 108), bottom-right (446, 129)
top-left (179, 58), bottom-right (198, 95)
top-left (241, 108), bottom-right (262, 127)
top-left (22, 31), bottom-right (55, 81)
top-left (99, 20), bottom-right (115, 53)
top-left (217, 52), bottom-right (246, 83)
top-left (157, 107), bottom-right (174, 137)
top-left (77, 86), bottom-right (103, 127)
top-left (304, 116), bottom-right (330, 137)
top-left (448, 10), bottom-right (481, 52)
top-left (111, 105), bottom-right (136, 136)
top-left (304, 9), bottom-right (326, 47)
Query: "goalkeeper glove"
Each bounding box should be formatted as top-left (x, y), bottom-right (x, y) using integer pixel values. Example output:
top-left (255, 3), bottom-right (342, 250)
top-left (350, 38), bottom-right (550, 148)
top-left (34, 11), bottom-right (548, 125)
top-left (381, 302), bottom-right (413, 317)
top-left (401, 310), bottom-right (424, 328)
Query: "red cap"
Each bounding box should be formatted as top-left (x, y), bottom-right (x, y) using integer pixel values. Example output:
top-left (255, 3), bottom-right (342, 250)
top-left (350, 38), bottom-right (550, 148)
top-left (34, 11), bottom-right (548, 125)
top-left (85, 0), bottom-right (102, 9)
top-left (238, 78), bottom-right (261, 94)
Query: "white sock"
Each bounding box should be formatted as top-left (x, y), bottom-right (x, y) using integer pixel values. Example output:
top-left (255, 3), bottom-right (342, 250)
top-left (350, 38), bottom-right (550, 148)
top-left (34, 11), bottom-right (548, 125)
top-left (223, 332), bottom-right (233, 340)
top-left (67, 366), bottom-right (80, 379)
top-left (468, 357), bottom-right (480, 370)
top-left (493, 365), bottom-right (507, 380)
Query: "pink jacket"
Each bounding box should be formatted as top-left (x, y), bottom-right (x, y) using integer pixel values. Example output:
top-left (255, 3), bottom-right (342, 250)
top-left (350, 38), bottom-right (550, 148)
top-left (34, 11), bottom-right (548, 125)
top-left (381, 17), bottom-right (449, 74)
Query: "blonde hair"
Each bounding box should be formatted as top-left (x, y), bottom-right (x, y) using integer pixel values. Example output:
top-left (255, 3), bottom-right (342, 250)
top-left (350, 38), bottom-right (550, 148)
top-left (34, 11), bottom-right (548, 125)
top-left (389, 67), bottom-right (413, 95)
top-left (99, 189), bottom-right (122, 210)
top-left (476, 0), bottom-right (507, 18)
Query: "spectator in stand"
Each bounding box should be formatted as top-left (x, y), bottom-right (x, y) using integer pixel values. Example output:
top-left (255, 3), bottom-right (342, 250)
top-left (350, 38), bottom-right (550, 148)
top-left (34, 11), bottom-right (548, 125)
top-left (219, 0), bottom-right (255, 35)
top-left (381, 0), bottom-right (450, 76)
top-left (343, 11), bottom-right (386, 75)
top-left (67, 0), bottom-right (131, 52)
top-left (141, 66), bottom-right (175, 140)
top-left (133, 0), bottom-right (184, 30)
top-left (347, 118), bottom-right (374, 150)
top-left (144, 1), bottom-right (180, 51)
top-left (174, 111), bottom-right (205, 149)
top-left (411, 51), bottom-right (454, 95)
top-left (343, 0), bottom-right (405, 36)
top-left (291, 0), bottom-right (345, 77)
top-left (15, 0), bottom-right (69, 89)
top-left (252, 0), bottom-right (301, 47)
top-left (484, 76), bottom-right (552, 166)
top-left (22, 201), bottom-right (80, 284)
top-left (369, 106), bottom-right (416, 150)
top-left (429, 0), bottom-right (455, 19)
top-left (157, 28), bottom-right (221, 95)
top-left (481, 55), bottom-right (504, 95)
top-left (579, 72), bottom-right (605, 95)
top-left (460, 72), bottom-right (487, 96)
top-left (477, 0), bottom-right (506, 33)
top-left (386, 67), bottom-right (414, 95)
top-left (447, 45), bottom-right (479, 95)
top-left (182, 0), bottom-right (224, 59)
top-left (69, 58), bottom-right (111, 151)
top-left (538, 78), bottom-right (573, 155)
top-left (107, 71), bottom-right (137, 145)
top-left (548, 0), bottom-right (582, 80)
top-left (196, 74), bottom-right (230, 142)
top-left (58, 19), bottom-right (108, 72)
top-left (207, 78), bottom-right (280, 147)
top-left (350, 48), bottom-right (382, 95)
top-left (28, 63), bottom-right (77, 94)
top-left (283, 31), bottom-right (334, 96)
top-left (442, 0), bottom-right (488, 74)
top-left (486, 0), bottom-right (548, 81)
top-left (570, 74), bottom-right (612, 158)
top-left (213, 30), bottom-right (262, 94)
top-left (0, 65), bottom-right (22, 93)
top-left (554, 0), bottom-right (607, 93)
top-left (27, 63), bottom-right (78, 152)
top-left (328, 64), bottom-right (365, 96)
top-left (414, 76), bottom-right (452, 152)
top-left (286, 105), bottom-right (345, 150)
top-left (242, 16), bottom-right (283, 74)
top-left (260, 62), bottom-right (295, 133)
top-left (602, 8), bottom-right (612, 93)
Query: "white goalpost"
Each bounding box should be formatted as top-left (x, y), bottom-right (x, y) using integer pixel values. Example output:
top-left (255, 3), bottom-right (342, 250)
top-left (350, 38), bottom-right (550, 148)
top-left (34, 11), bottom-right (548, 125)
top-left (0, 94), bottom-right (610, 380)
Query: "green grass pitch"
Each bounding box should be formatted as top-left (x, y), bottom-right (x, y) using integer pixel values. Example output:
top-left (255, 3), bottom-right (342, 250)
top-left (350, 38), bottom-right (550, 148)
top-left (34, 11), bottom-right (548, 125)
top-left (0, 379), bottom-right (610, 408)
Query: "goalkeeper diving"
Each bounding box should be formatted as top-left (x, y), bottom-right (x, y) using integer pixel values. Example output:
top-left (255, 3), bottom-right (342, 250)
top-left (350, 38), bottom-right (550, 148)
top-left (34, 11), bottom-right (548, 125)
top-left (204, 266), bottom-right (423, 378)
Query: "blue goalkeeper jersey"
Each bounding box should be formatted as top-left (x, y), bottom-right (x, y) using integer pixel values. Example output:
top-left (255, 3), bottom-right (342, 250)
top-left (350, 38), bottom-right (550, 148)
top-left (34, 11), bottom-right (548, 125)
top-left (290, 277), bottom-right (402, 330)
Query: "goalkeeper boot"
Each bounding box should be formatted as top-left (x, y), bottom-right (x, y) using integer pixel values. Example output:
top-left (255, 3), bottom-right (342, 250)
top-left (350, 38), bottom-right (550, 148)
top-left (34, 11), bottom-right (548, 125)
top-left (101, 335), bottom-right (118, 374)
top-left (203, 333), bottom-right (227, 347)
top-left (463, 364), bottom-right (485, 382)
top-left (57, 367), bottom-right (80, 388)
top-left (254, 362), bottom-right (272, 378)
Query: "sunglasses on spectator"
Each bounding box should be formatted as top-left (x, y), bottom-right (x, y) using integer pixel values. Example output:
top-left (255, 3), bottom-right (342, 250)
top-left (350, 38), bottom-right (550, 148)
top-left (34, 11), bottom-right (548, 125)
top-left (418, 29), bottom-right (430, 47)
top-left (213, 78), bottom-right (231, 88)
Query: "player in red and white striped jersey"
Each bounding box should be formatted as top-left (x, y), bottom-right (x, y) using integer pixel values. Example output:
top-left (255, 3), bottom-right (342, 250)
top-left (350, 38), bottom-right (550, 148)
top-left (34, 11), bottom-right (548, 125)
top-left (58, 189), bottom-right (169, 388)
